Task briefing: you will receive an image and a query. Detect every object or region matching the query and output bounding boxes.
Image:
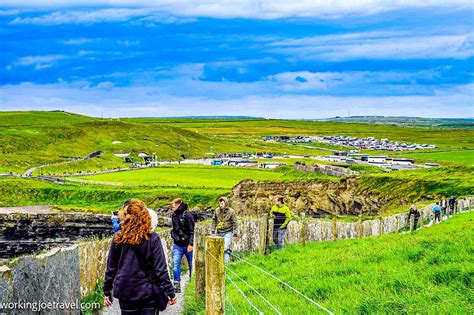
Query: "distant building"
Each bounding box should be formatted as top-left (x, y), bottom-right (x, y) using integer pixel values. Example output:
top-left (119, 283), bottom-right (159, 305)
top-left (368, 156), bottom-right (387, 163)
top-left (391, 158), bottom-right (415, 165)
top-left (259, 162), bottom-right (286, 169)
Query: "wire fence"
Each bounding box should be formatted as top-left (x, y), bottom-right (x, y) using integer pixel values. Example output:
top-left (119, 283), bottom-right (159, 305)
top-left (200, 200), bottom-right (473, 314)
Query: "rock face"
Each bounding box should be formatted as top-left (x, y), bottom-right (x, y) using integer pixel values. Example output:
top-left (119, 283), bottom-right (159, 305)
top-left (294, 162), bottom-right (359, 177)
top-left (0, 213), bottom-right (113, 258)
top-left (229, 177), bottom-right (383, 217)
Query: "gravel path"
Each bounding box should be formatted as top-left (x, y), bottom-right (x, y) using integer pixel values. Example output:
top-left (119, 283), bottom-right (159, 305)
top-left (102, 274), bottom-right (190, 315)
top-left (0, 205), bottom-right (54, 214)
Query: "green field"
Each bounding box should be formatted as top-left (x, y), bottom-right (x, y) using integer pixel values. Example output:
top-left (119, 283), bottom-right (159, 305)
top-left (77, 164), bottom-right (335, 188)
top-left (183, 211), bottom-right (474, 314)
top-left (1, 111), bottom-right (473, 214)
top-left (399, 150), bottom-right (474, 166)
top-left (1, 111), bottom-right (473, 174)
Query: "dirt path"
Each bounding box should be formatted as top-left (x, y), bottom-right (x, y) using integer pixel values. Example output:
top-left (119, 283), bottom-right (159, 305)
top-left (102, 274), bottom-right (190, 315)
top-left (0, 205), bottom-right (54, 214)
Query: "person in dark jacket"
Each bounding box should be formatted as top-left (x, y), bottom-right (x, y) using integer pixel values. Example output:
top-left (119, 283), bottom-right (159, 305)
top-left (407, 203), bottom-right (420, 231)
top-left (103, 199), bottom-right (176, 314)
top-left (449, 195), bottom-right (456, 215)
top-left (170, 198), bottom-right (195, 293)
top-left (211, 197), bottom-right (238, 264)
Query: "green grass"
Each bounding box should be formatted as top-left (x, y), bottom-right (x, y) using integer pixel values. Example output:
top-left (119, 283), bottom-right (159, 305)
top-left (139, 118), bottom-right (474, 151)
top-left (398, 150), bottom-right (474, 166)
top-left (2, 111), bottom-right (473, 174)
top-left (358, 165), bottom-right (474, 214)
top-left (0, 177), bottom-right (228, 212)
top-left (81, 281), bottom-right (104, 315)
top-left (78, 164), bottom-right (336, 189)
top-left (183, 211), bottom-right (474, 314)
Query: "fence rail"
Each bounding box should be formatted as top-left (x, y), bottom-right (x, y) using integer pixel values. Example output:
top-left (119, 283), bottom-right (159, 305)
top-left (199, 197), bottom-right (473, 314)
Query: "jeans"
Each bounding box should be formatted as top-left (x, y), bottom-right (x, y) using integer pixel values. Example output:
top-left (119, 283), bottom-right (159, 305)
top-left (172, 244), bottom-right (192, 282)
top-left (412, 218), bottom-right (419, 230)
top-left (119, 298), bottom-right (157, 315)
top-left (273, 227), bottom-right (287, 249)
top-left (449, 206), bottom-right (454, 215)
top-left (434, 212), bottom-right (441, 223)
top-left (217, 232), bottom-right (233, 264)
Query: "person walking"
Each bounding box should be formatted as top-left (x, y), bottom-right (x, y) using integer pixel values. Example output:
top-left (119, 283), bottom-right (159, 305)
top-left (170, 198), bottom-right (195, 293)
top-left (103, 199), bottom-right (176, 314)
top-left (211, 197), bottom-right (238, 264)
top-left (432, 202), bottom-right (442, 223)
top-left (407, 203), bottom-right (420, 231)
top-left (270, 196), bottom-right (292, 250)
top-left (440, 196), bottom-right (448, 216)
top-left (449, 195), bottom-right (456, 215)
top-left (112, 199), bottom-right (159, 233)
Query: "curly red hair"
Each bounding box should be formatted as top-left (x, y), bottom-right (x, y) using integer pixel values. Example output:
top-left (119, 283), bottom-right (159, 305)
top-left (114, 199), bottom-right (151, 245)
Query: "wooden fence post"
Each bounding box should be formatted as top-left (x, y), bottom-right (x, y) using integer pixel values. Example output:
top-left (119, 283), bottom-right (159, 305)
top-left (420, 212), bottom-right (424, 229)
top-left (332, 213), bottom-right (337, 241)
top-left (205, 236), bottom-right (225, 315)
top-left (357, 214), bottom-right (363, 238)
top-left (267, 217), bottom-right (274, 253)
top-left (300, 213), bottom-right (307, 246)
top-left (194, 225), bottom-right (207, 301)
top-left (259, 214), bottom-right (268, 254)
top-left (378, 216), bottom-right (383, 236)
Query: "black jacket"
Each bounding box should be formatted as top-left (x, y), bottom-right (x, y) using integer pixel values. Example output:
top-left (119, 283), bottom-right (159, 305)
top-left (103, 232), bottom-right (175, 301)
top-left (171, 203), bottom-right (195, 247)
top-left (408, 208), bottom-right (420, 220)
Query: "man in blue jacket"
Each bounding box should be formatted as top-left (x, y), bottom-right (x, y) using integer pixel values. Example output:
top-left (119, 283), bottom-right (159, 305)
top-left (432, 202), bottom-right (441, 223)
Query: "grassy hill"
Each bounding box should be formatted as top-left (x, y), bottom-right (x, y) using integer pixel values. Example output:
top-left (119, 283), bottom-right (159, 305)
top-left (133, 117), bottom-right (474, 151)
top-left (0, 111), bottom-right (472, 213)
top-left (184, 211), bottom-right (474, 314)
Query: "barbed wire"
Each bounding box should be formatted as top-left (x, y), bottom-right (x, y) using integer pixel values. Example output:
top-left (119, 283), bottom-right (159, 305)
top-left (226, 273), bottom-right (263, 315)
top-left (231, 253), bottom-right (333, 315)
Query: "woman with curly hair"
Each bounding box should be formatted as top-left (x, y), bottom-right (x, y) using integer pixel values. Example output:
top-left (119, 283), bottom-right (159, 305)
top-left (103, 199), bottom-right (176, 314)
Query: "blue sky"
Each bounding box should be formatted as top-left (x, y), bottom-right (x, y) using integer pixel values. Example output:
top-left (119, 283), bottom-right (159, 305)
top-left (0, 1), bottom-right (473, 118)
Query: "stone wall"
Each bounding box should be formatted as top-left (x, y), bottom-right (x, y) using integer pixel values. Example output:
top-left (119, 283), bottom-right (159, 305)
top-left (294, 162), bottom-right (359, 177)
top-left (0, 245), bottom-right (81, 315)
top-left (0, 213), bottom-right (113, 258)
top-left (0, 197), bottom-right (471, 313)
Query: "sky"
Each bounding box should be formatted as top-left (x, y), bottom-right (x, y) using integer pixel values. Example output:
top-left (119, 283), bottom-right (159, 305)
top-left (0, 1), bottom-right (473, 118)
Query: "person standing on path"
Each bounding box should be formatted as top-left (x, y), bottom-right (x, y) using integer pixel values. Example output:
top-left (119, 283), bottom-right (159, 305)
top-left (407, 203), bottom-right (420, 231)
top-left (112, 199), bottom-right (159, 233)
top-left (270, 196), bottom-right (292, 250)
top-left (170, 198), bottom-right (195, 293)
top-left (432, 202), bottom-right (442, 223)
top-left (449, 195), bottom-right (456, 215)
top-left (103, 199), bottom-right (176, 314)
top-left (440, 196), bottom-right (448, 216)
top-left (211, 197), bottom-right (238, 264)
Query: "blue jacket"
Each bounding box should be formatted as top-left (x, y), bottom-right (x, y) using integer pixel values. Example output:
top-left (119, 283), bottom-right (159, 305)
top-left (432, 205), bottom-right (441, 213)
top-left (112, 217), bottom-right (121, 233)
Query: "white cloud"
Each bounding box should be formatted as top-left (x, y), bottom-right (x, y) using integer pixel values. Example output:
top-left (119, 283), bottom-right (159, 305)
top-left (2, 1), bottom-right (473, 19)
top-left (13, 54), bottom-right (67, 70)
top-left (1, 81), bottom-right (472, 119)
top-left (268, 31), bottom-right (474, 61)
top-left (63, 38), bottom-right (97, 45)
top-left (116, 40), bottom-right (140, 47)
top-left (10, 8), bottom-right (197, 25)
top-left (268, 70), bottom-right (441, 92)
